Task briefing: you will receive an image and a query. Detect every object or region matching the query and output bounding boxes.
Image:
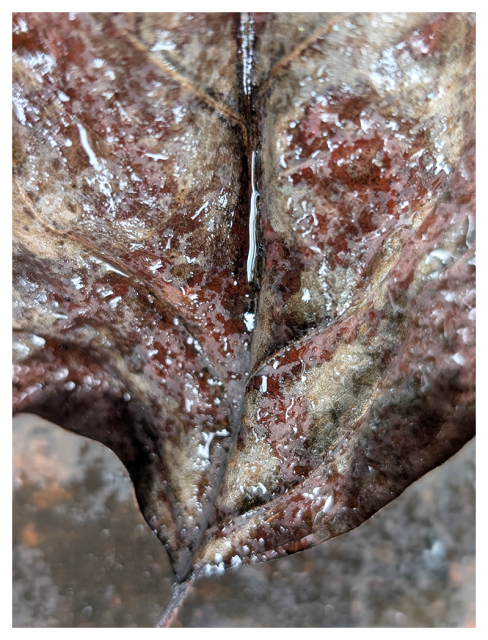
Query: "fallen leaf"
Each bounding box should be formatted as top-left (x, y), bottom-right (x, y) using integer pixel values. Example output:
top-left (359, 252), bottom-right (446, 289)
top-left (12, 11), bottom-right (475, 620)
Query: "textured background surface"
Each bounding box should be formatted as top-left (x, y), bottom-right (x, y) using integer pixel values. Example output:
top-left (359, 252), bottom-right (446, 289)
top-left (13, 413), bottom-right (475, 628)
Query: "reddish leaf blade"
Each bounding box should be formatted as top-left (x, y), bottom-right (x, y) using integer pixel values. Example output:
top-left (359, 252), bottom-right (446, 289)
top-left (12, 12), bottom-right (475, 592)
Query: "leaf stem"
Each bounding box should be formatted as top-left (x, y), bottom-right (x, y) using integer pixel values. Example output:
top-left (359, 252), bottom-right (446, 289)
top-left (156, 577), bottom-right (194, 628)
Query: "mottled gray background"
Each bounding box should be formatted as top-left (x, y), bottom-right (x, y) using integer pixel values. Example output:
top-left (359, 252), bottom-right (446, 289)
top-left (13, 414), bottom-right (475, 627)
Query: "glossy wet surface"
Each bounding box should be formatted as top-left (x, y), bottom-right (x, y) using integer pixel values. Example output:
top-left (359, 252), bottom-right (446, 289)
top-left (13, 12), bottom-right (475, 583)
top-left (13, 414), bottom-right (475, 627)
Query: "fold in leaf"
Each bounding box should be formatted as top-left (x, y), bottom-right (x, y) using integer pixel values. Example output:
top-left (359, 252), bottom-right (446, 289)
top-left (13, 12), bottom-right (475, 585)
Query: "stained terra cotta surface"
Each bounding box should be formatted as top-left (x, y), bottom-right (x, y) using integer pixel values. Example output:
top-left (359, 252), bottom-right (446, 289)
top-left (13, 415), bottom-right (476, 628)
top-left (13, 12), bottom-right (475, 585)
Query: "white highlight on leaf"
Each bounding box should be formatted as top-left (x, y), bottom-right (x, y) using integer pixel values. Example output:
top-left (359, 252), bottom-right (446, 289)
top-left (244, 312), bottom-right (255, 332)
top-left (247, 151), bottom-right (259, 282)
top-left (151, 31), bottom-right (177, 52)
top-left (240, 13), bottom-right (254, 95)
top-left (13, 95), bottom-right (27, 125)
top-left (104, 263), bottom-right (129, 277)
top-left (108, 296), bottom-right (122, 309)
top-left (145, 152), bottom-right (169, 161)
top-left (452, 352), bottom-right (466, 366)
top-left (322, 495), bottom-right (333, 514)
top-left (191, 201), bottom-right (209, 220)
top-left (197, 429), bottom-right (229, 460)
top-left (426, 249), bottom-right (452, 265)
top-left (77, 123), bottom-right (101, 171)
top-left (70, 275), bottom-right (83, 290)
top-left (149, 260), bottom-right (163, 273)
top-left (285, 397), bottom-right (295, 420)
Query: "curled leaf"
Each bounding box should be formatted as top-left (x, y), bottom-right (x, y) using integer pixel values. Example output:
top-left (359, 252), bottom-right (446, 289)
top-left (13, 11), bottom-right (475, 598)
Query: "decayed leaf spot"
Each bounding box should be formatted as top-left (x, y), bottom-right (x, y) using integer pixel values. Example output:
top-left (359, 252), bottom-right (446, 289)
top-left (13, 10), bottom-right (475, 597)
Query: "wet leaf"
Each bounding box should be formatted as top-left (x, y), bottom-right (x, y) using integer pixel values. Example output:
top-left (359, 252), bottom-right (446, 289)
top-left (13, 11), bottom-right (475, 594)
